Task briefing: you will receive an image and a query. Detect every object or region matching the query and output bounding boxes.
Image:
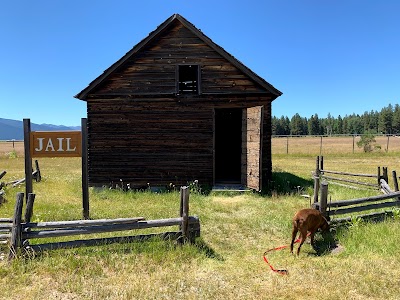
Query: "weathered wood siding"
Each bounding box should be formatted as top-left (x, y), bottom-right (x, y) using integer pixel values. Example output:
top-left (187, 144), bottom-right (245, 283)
top-left (87, 98), bottom-right (213, 187)
top-left (82, 17), bottom-right (277, 189)
top-left (87, 97), bottom-right (273, 188)
top-left (87, 20), bottom-right (267, 98)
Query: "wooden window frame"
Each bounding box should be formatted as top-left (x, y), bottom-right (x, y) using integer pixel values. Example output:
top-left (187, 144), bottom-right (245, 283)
top-left (176, 64), bottom-right (201, 95)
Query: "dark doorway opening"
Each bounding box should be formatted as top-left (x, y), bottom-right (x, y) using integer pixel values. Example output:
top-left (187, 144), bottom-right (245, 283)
top-left (215, 108), bottom-right (242, 183)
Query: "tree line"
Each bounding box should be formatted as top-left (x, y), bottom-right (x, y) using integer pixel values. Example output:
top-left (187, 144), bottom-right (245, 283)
top-left (272, 103), bottom-right (400, 136)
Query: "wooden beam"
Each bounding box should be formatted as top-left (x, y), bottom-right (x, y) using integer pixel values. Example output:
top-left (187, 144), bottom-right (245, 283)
top-left (327, 191), bottom-right (400, 208)
top-left (25, 217), bottom-right (145, 229)
top-left (330, 200), bottom-right (400, 216)
top-left (24, 217), bottom-right (182, 239)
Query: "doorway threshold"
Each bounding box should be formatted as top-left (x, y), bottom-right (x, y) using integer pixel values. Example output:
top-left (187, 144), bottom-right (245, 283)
top-left (212, 183), bottom-right (251, 192)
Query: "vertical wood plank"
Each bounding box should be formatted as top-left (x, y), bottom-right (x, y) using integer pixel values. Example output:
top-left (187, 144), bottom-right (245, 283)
top-left (8, 193), bottom-right (24, 261)
top-left (81, 118), bottom-right (90, 220)
top-left (23, 119), bottom-right (33, 203)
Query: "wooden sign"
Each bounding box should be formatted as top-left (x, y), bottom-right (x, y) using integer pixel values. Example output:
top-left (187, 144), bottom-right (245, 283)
top-left (30, 131), bottom-right (82, 157)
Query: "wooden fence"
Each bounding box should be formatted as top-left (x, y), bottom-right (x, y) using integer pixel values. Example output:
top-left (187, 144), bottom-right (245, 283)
top-left (312, 156), bottom-right (400, 223)
top-left (2, 186), bottom-right (200, 260)
top-left (0, 171), bottom-right (6, 203)
top-left (2, 160), bottom-right (41, 188)
top-left (313, 156), bottom-right (388, 199)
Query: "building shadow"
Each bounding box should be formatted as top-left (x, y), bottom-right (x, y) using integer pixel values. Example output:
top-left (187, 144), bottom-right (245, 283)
top-left (265, 171), bottom-right (314, 196)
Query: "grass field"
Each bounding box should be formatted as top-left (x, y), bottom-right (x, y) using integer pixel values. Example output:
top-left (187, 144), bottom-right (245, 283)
top-left (272, 135), bottom-right (400, 154)
top-left (1, 145), bottom-right (400, 299)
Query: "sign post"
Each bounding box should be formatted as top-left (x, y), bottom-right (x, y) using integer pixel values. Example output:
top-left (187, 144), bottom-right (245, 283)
top-left (81, 118), bottom-right (89, 219)
top-left (23, 119), bottom-right (33, 201)
top-left (24, 118), bottom-right (90, 219)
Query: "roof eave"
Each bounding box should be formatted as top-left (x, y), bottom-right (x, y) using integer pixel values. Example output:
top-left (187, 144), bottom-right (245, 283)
top-left (75, 14), bottom-right (180, 101)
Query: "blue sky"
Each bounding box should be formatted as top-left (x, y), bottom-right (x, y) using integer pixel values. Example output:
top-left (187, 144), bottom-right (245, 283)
top-left (1, 1), bottom-right (399, 126)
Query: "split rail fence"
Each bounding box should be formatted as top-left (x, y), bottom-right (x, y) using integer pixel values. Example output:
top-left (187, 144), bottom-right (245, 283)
top-left (312, 156), bottom-right (400, 223)
top-left (1, 186), bottom-right (200, 261)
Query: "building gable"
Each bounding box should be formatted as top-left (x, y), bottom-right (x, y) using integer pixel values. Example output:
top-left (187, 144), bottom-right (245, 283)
top-left (75, 14), bottom-right (282, 100)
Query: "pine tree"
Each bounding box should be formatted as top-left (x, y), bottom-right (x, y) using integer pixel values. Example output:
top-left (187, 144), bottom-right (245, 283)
top-left (378, 104), bottom-right (393, 134)
top-left (392, 104), bottom-right (400, 134)
top-left (308, 114), bottom-right (322, 135)
top-left (290, 113), bottom-right (307, 135)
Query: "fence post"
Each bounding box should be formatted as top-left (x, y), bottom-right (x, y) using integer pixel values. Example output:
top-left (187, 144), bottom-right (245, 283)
top-left (377, 167), bottom-right (381, 186)
top-left (320, 155), bottom-right (324, 171)
top-left (180, 186), bottom-right (189, 243)
top-left (320, 136), bottom-right (323, 155)
top-left (392, 171), bottom-right (399, 192)
top-left (383, 167), bottom-right (388, 183)
top-left (34, 160), bottom-right (41, 182)
top-left (392, 171), bottom-right (399, 202)
top-left (286, 136), bottom-right (289, 154)
top-left (320, 181), bottom-right (329, 219)
top-left (8, 193), bottom-right (24, 261)
top-left (24, 193), bottom-right (36, 223)
top-left (386, 135), bottom-right (390, 152)
top-left (313, 156), bottom-right (320, 204)
top-left (81, 118), bottom-right (89, 220)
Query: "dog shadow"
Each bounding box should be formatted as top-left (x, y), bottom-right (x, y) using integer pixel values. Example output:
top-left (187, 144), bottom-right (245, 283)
top-left (311, 230), bottom-right (342, 256)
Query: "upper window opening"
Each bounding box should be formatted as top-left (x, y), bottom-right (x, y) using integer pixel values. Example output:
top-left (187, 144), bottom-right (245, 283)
top-left (178, 65), bottom-right (199, 94)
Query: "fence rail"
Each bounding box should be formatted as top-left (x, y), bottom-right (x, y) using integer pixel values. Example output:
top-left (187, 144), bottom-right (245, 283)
top-left (3, 187), bottom-right (200, 261)
top-left (312, 157), bottom-right (400, 223)
top-left (313, 156), bottom-right (385, 194)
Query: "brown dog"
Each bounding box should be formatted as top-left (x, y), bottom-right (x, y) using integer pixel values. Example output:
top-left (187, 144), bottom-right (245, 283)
top-left (290, 208), bottom-right (329, 255)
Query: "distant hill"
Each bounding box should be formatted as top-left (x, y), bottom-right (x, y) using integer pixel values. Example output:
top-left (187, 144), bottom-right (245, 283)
top-left (0, 118), bottom-right (80, 140)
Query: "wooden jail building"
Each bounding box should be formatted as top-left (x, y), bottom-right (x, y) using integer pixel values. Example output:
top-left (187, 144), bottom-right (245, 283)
top-left (75, 14), bottom-right (282, 191)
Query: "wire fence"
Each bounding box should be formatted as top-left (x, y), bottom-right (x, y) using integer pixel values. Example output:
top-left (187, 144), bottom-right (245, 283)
top-left (272, 134), bottom-right (400, 155)
top-left (0, 140), bottom-right (24, 157)
top-left (2, 135), bottom-right (400, 157)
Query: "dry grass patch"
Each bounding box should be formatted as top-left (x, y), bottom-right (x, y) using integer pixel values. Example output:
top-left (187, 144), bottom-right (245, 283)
top-left (1, 145), bottom-right (400, 299)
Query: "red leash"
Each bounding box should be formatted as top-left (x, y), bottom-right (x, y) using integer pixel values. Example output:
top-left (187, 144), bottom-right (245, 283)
top-left (263, 233), bottom-right (310, 275)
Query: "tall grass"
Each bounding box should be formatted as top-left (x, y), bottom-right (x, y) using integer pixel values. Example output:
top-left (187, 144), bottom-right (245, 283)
top-left (1, 151), bottom-right (400, 299)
